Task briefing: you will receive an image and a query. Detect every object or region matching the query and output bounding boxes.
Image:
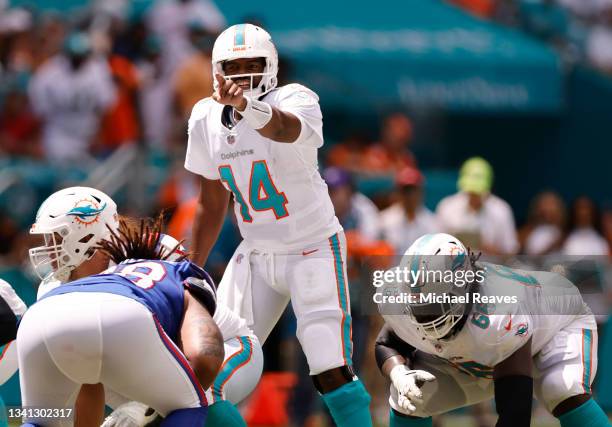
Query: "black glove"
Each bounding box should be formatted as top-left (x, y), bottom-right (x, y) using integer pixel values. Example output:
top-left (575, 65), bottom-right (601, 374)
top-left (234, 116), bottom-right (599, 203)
top-left (183, 274), bottom-right (217, 315)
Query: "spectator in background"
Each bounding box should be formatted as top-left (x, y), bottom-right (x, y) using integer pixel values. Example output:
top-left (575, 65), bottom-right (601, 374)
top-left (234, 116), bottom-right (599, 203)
top-left (586, 6), bottom-right (612, 74)
top-left (0, 85), bottom-right (40, 158)
top-left (147, 0), bottom-right (225, 75)
top-left (173, 20), bottom-right (215, 120)
top-left (360, 112), bottom-right (416, 175)
top-left (563, 196), bottom-right (609, 255)
top-left (323, 167), bottom-right (380, 242)
top-left (137, 36), bottom-right (174, 150)
top-left (436, 157), bottom-right (518, 255)
top-left (326, 131), bottom-right (369, 173)
top-left (518, 0), bottom-right (570, 46)
top-left (448, 0), bottom-right (496, 18)
top-left (28, 32), bottom-right (115, 163)
top-left (380, 167), bottom-right (439, 254)
top-left (98, 52), bottom-right (141, 154)
top-left (519, 190), bottom-right (566, 255)
top-left (0, 7), bottom-right (34, 76)
top-left (602, 205), bottom-right (612, 257)
top-left (30, 14), bottom-right (67, 70)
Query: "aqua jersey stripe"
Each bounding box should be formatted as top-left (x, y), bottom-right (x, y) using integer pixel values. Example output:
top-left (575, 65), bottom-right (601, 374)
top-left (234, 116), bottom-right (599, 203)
top-left (329, 233), bottom-right (353, 366)
top-left (583, 329), bottom-right (593, 394)
top-left (212, 336), bottom-right (253, 401)
top-left (234, 24), bottom-right (246, 46)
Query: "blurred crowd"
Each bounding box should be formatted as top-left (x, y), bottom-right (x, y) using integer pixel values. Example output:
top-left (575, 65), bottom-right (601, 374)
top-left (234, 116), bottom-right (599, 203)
top-left (0, 0), bottom-right (224, 163)
top-left (1, 0), bottom-right (612, 425)
top-left (447, 0), bottom-right (612, 74)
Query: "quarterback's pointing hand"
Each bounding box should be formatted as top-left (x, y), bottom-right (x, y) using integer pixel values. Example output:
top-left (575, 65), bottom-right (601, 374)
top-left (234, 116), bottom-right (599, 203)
top-left (213, 73), bottom-right (247, 110)
top-left (389, 365), bottom-right (436, 414)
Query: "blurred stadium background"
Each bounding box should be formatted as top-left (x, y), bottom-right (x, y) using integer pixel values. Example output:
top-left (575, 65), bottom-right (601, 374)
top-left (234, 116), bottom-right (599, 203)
top-left (1, 0), bottom-right (612, 425)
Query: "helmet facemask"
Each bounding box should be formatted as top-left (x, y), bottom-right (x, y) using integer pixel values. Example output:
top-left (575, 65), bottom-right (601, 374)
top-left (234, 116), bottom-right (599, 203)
top-left (29, 225), bottom-right (99, 282)
top-left (214, 56), bottom-right (278, 98)
top-left (404, 291), bottom-right (470, 341)
top-left (400, 234), bottom-right (477, 341)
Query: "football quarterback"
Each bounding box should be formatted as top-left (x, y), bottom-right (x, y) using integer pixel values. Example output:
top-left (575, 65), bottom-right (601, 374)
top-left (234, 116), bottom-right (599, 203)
top-left (185, 23), bottom-right (372, 426)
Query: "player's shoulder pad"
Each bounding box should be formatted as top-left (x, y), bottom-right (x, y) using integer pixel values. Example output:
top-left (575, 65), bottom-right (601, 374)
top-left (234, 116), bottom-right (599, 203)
top-left (183, 267), bottom-right (217, 315)
top-left (188, 97), bottom-right (216, 128)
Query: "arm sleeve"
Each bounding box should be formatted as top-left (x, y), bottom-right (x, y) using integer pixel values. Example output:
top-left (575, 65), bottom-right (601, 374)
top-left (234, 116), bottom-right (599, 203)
top-left (494, 375), bottom-right (533, 427)
top-left (277, 86), bottom-right (323, 148)
top-left (0, 297), bottom-right (17, 346)
top-left (184, 102), bottom-right (220, 180)
top-left (375, 323), bottom-right (416, 370)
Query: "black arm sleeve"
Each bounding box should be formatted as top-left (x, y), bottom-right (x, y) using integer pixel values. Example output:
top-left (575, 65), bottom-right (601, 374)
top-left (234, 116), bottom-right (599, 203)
top-left (375, 323), bottom-right (416, 370)
top-left (0, 296), bottom-right (18, 346)
top-left (494, 375), bottom-right (533, 427)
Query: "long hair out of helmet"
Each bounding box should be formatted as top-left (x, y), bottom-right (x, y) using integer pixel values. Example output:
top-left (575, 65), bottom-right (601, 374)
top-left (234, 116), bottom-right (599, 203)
top-left (212, 23), bottom-right (279, 98)
top-left (96, 214), bottom-right (187, 265)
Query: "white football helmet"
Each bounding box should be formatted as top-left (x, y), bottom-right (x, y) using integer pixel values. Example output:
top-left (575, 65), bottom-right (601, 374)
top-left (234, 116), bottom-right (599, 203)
top-left (212, 23), bottom-right (278, 98)
top-left (401, 233), bottom-right (473, 341)
top-left (29, 187), bottom-right (119, 282)
top-left (157, 234), bottom-right (187, 261)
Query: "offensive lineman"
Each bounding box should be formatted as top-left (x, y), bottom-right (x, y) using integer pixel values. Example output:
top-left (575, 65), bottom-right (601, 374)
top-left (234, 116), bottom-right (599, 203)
top-left (185, 23), bottom-right (372, 426)
top-left (19, 216), bottom-right (224, 427)
top-left (375, 233), bottom-right (610, 427)
top-left (19, 187), bottom-right (263, 426)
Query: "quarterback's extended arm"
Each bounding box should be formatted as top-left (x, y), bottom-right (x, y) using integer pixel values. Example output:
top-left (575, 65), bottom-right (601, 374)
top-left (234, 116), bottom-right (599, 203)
top-left (214, 74), bottom-right (302, 143)
top-left (493, 337), bottom-right (533, 427)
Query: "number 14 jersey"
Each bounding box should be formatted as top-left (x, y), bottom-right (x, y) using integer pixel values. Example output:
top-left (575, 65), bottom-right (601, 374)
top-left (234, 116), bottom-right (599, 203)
top-left (184, 84), bottom-right (341, 251)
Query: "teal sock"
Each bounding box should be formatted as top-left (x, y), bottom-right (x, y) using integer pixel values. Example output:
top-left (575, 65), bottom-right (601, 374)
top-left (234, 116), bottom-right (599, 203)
top-left (321, 379), bottom-right (373, 427)
top-left (205, 400), bottom-right (246, 427)
top-left (559, 398), bottom-right (611, 427)
top-left (390, 409), bottom-right (432, 427)
top-left (0, 395), bottom-right (6, 427)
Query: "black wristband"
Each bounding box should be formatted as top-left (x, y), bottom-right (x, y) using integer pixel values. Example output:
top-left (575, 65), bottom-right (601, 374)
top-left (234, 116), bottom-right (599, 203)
top-left (494, 375), bottom-right (533, 427)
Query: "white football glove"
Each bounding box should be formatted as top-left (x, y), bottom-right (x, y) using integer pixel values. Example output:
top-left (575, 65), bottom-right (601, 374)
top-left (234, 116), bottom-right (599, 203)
top-left (389, 365), bottom-right (436, 414)
top-left (101, 401), bottom-right (157, 427)
top-left (0, 279), bottom-right (26, 316)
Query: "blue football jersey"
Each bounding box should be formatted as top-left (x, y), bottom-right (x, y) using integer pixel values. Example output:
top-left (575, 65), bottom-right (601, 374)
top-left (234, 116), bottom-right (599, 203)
top-left (40, 259), bottom-right (208, 341)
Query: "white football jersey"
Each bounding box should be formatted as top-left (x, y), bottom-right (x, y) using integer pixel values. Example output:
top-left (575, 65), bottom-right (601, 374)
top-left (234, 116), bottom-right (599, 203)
top-left (381, 262), bottom-right (595, 374)
top-left (185, 84), bottom-right (341, 251)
